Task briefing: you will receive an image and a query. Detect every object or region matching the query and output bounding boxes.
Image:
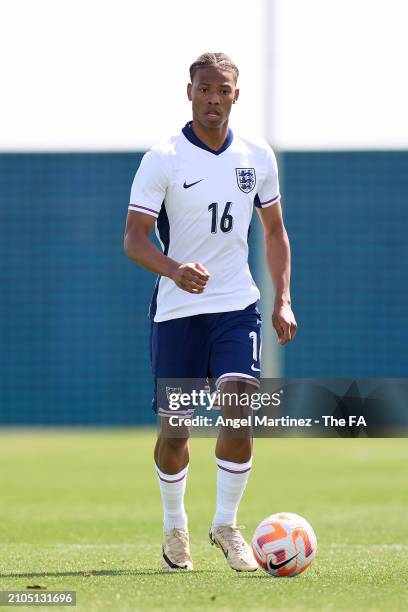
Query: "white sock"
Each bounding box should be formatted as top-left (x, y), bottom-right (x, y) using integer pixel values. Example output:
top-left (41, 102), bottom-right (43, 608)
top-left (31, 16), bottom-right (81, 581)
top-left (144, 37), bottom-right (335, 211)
top-left (155, 464), bottom-right (188, 530)
top-left (212, 457), bottom-right (252, 529)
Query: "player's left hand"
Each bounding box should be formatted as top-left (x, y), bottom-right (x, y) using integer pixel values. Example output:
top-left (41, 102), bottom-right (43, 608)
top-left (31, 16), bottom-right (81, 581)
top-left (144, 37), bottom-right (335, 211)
top-left (272, 303), bottom-right (298, 345)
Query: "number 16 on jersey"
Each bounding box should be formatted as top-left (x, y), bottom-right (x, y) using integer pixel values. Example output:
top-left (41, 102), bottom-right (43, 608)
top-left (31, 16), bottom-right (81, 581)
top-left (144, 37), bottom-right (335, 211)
top-left (208, 202), bottom-right (234, 234)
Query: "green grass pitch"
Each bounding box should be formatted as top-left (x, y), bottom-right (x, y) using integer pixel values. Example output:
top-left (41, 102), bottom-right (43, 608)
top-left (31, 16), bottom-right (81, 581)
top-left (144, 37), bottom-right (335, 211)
top-left (0, 430), bottom-right (407, 611)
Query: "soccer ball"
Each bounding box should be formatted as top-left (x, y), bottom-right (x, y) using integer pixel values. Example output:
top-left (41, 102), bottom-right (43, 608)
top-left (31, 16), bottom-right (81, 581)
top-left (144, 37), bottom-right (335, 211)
top-left (252, 512), bottom-right (317, 577)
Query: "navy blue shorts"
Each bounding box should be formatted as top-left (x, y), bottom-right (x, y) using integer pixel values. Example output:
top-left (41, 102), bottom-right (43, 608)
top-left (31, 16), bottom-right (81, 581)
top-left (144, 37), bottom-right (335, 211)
top-left (150, 302), bottom-right (262, 415)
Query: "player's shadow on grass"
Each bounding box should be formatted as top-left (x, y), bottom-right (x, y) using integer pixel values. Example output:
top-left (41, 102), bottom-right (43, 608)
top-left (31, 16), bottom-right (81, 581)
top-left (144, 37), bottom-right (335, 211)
top-left (0, 569), bottom-right (218, 578)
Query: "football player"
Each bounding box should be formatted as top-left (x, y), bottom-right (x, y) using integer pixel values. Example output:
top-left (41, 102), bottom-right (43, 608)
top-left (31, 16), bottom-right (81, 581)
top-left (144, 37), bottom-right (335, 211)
top-left (124, 52), bottom-right (297, 571)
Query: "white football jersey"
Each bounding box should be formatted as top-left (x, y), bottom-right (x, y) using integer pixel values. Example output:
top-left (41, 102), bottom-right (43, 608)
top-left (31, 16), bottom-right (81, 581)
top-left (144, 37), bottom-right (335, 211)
top-left (129, 122), bottom-right (281, 322)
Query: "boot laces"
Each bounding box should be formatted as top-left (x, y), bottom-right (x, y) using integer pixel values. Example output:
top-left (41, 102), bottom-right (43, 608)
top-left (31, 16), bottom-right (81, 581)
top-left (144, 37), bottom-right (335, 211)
top-left (220, 525), bottom-right (249, 557)
top-left (166, 528), bottom-right (190, 563)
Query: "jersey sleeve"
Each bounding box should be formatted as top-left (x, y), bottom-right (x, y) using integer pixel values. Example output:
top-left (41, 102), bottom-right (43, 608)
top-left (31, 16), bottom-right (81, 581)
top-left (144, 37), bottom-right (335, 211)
top-left (128, 148), bottom-right (168, 218)
top-left (254, 145), bottom-right (281, 209)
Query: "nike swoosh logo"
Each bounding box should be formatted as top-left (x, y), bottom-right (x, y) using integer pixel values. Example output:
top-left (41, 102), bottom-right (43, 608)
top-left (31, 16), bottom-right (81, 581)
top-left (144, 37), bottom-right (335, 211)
top-left (210, 531), bottom-right (228, 558)
top-left (268, 552), bottom-right (298, 570)
top-left (183, 179), bottom-right (204, 189)
top-left (251, 364), bottom-right (261, 372)
top-left (162, 547), bottom-right (188, 570)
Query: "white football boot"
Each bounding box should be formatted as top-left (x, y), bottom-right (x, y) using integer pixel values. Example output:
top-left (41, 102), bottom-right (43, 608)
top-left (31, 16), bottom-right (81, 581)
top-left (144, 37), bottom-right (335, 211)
top-left (209, 525), bottom-right (258, 572)
top-left (161, 527), bottom-right (193, 571)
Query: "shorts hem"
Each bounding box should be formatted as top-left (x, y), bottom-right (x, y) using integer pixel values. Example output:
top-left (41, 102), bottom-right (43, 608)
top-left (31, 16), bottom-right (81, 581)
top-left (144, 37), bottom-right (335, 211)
top-left (215, 372), bottom-right (260, 389)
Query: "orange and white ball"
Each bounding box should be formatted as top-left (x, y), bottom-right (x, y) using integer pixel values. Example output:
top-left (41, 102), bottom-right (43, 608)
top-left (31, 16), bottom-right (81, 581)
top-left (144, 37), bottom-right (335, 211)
top-left (252, 512), bottom-right (317, 577)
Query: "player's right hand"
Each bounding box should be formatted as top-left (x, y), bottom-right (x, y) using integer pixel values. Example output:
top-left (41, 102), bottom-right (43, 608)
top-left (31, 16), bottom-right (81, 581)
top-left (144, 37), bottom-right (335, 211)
top-left (170, 262), bottom-right (210, 294)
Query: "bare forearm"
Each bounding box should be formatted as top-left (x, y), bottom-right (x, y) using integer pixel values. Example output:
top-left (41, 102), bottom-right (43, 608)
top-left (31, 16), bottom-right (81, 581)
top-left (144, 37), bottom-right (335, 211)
top-left (124, 221), bottom-right (210, 294)
top-left (264, 227), bottom-right (292, 305)
top-left (124, 233), bottom-right (178, 278)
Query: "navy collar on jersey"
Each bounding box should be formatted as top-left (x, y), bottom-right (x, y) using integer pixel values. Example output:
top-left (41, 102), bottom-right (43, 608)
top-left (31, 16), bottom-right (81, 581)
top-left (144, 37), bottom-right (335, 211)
top-left (182, 121), bottom-right (234, 155)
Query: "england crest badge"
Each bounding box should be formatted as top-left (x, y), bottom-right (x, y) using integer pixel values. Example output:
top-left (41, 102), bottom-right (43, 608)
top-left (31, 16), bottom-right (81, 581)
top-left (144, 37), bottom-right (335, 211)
top-left (236, 168), bottom-right (256, 193)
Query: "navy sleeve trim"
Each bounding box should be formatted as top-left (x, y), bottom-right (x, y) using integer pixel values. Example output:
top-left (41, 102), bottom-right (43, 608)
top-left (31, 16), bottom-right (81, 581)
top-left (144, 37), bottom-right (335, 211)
top-left (254, 193), bottom-right (281, 208)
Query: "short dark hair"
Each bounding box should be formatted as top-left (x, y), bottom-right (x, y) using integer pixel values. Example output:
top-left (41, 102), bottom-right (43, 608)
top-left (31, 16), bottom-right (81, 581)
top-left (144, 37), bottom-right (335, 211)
top-left (189, 52), bottom-right (239, 83)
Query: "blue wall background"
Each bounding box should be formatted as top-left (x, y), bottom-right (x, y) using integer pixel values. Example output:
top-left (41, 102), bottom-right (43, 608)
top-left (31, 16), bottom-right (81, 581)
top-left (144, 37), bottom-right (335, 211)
top-left (283, 152), bottom-right (408, 377)
top-left (0, 151), bottom-right (407, 424)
